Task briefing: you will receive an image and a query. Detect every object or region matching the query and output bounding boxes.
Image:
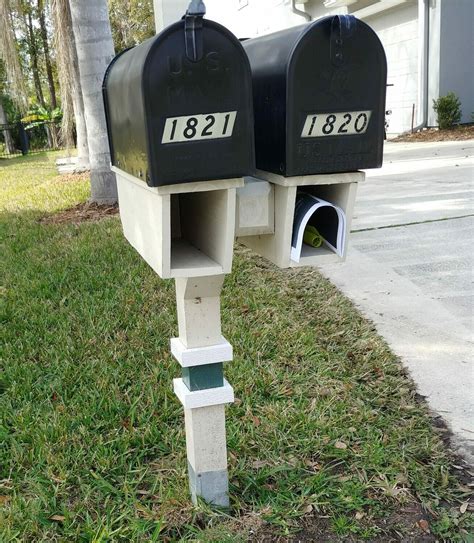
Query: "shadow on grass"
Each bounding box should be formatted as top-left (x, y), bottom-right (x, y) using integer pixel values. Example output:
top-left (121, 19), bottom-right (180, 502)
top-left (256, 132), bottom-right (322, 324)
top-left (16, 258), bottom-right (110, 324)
top-left (0, 151), bottom-right (53, 167)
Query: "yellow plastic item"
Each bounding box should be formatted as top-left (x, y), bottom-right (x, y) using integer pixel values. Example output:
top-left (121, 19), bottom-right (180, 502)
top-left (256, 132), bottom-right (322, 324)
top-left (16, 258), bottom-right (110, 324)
top-left (303, 225), bottom-right (323, 248)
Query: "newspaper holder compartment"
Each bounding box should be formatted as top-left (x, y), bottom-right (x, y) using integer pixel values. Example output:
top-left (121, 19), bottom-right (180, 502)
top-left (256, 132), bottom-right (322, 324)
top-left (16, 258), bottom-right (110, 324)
top-left (114, 167), bottom-right (243, 278)
top-left (237, 170), bottom-right (364, 268)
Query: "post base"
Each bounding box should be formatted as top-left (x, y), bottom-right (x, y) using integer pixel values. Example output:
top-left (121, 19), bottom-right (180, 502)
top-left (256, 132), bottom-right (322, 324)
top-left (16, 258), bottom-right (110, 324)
top-left (183, 403), bottom-right (230, 507)
top-left (188, 461), bottom-right (229, 507)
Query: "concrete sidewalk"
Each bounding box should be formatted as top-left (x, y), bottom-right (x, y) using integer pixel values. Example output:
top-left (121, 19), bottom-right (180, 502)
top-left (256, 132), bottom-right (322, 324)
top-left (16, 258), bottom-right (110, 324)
top-left (319, 140), bottom-right (474, 463)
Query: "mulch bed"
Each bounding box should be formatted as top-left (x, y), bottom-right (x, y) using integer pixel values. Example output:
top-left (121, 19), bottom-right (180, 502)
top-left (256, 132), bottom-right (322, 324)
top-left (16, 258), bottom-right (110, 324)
top-left (290, 505), bottom-right (436, 543)
top-left (39, 201), bottom-right (119, 225)
top-left (252, 500), bottom-right (470, 543)
top-left (250, 505), bottom-right (436, 543)
top-left (390, 124), bottom-right (474, 143)
top-left (55, 171), bottom-right (91, 184)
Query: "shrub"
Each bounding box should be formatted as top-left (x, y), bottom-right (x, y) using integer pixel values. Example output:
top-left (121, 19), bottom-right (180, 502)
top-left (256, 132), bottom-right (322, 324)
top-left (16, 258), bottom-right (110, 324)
top-left (432, 92), bottom-right (462, 129)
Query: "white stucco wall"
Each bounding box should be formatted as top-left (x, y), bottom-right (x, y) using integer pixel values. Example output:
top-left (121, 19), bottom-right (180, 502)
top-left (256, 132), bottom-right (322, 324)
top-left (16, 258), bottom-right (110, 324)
top-left (205, 0), bottom-right (305, 38)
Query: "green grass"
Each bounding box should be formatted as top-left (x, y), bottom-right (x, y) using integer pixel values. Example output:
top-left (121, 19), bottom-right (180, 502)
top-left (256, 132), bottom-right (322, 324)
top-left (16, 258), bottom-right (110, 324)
top-left (1, 153), bottom-right (472, 542)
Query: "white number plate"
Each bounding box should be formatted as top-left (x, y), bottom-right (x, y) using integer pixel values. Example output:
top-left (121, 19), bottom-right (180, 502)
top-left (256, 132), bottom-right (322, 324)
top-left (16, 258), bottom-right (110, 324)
top-left (301, 110), bottom-right (372, 138)
top-left (162, 111), bottom-right (237, 144)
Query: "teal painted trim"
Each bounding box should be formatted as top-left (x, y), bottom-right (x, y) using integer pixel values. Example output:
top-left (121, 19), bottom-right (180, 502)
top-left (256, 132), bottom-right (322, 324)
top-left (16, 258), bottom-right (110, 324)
top-left (182, 363), bottom-right (224, 391)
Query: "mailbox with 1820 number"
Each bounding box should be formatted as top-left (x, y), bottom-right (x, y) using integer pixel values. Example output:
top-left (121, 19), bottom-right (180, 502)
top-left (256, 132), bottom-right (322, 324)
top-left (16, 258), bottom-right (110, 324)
top-left (243, 15), bottom-right (387, 176)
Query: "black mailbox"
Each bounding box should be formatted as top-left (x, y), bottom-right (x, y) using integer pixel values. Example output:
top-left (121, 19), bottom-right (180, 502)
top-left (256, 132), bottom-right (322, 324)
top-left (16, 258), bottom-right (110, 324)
top-left (242, 16), bottom-right (387, 176)
top-left (103, 5), bottom-right (255, 187)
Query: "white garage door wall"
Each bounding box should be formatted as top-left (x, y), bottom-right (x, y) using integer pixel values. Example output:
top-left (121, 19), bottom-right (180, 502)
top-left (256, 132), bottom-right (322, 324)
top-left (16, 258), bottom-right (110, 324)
top-left (365, 3), bottom-right (419, 135)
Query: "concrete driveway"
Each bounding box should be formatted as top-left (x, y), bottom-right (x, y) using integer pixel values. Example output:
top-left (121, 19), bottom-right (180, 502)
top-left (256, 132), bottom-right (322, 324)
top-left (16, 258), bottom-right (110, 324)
top-left (319, 140), bottom-right (474, 463)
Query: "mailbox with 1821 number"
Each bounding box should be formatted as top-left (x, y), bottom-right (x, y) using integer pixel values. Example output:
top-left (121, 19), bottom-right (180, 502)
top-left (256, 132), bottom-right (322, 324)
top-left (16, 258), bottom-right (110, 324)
top-left (243, 15), bottom-right (387, 176)
top-left (103, 17), bottom-right (255, 187)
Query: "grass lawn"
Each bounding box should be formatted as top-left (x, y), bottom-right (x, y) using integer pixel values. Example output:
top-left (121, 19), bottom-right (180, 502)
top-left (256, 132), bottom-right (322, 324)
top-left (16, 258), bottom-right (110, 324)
top-left (1, 152), bottom-right (472, 542)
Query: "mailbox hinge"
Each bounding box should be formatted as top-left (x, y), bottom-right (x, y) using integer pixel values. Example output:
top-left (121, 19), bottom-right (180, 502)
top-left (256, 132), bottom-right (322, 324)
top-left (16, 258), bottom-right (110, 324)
top-left (330, 15), bottom-right (355, 67)
top-left (184, 0), bottom-right (206, 62)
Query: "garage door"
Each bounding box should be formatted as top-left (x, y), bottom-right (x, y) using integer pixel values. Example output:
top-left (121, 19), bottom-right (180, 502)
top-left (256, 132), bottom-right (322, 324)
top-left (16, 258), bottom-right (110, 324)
top-left (361, 2), bottom-right (419, 134)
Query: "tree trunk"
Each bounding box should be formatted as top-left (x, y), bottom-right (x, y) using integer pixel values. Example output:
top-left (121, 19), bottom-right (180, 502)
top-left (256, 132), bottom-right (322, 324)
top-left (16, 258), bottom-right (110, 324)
top-left (68, 3), bottom-right (89, 169)
top-left (38, 0), bottom-right (57, 109)
top-left (37, 0), bottom-right (60, 148)
top-left (25, 10), bottom-right (45, 108)
top-left (0, 99), bottom-right (16, 154)
top-left (51, 0), bottom-right (88, 163)
top-left (44, 124), bottom-right (53, 148)
top-left (72, 83), bottom-right (90, 170)
top-left (69, 0), bottom-right (117, 203)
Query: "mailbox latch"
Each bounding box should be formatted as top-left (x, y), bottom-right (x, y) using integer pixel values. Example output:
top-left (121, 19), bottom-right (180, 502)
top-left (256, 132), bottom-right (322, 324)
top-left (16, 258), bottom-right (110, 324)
top-left (184, 0), bottom-right (206, 62)
top-left (330, 15), bottom-right (355, 67)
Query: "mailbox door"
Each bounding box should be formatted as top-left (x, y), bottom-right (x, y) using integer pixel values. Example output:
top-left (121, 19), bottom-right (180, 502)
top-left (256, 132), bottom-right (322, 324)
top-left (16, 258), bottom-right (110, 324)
top-left (144, 20), bottom-right (255, 186)
top-left (287, 17), bottom-right (387, 176)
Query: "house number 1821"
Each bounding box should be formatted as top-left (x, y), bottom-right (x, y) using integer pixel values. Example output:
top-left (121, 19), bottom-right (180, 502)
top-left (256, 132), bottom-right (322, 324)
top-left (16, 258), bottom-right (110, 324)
top-left (162, 111), bottom-right (237, 144)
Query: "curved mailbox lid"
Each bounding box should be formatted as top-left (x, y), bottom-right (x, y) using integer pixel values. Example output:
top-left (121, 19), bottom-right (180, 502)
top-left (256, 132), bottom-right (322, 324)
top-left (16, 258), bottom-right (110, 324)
top-left (103, 19), bottom-right (255, 187)
top-left (243, 16), bottom-right (387, 177)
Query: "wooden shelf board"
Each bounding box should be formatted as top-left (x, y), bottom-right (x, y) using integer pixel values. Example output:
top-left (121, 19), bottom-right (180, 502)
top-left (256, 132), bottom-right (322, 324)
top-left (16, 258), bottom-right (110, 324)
top-left (171, 239), bottom-right (223, 278)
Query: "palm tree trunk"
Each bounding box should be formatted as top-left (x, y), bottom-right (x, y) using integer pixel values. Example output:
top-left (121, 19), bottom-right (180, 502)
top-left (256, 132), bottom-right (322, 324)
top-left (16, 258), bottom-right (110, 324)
top-left (72, 83), bottom-right (89, 170)
top-left (69, 0), bottom-right (117, 203)
top-left (69, 9), bottom-right (89, 169)
top-left (51, 0), bottom-right (89, 166)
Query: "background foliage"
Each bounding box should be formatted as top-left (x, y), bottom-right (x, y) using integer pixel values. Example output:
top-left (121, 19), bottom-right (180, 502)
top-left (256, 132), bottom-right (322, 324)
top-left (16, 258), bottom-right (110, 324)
top-left (109, 0), bottom-right (155, 51)
top-left (433, 92), bottom-right (462, 130)
top-left (0, 0), bottom-right (155, 125)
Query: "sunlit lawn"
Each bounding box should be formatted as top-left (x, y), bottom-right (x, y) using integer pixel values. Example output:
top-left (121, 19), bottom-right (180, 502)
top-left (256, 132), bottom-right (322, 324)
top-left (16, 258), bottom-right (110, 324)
top-left (0, 152), bottom-right (472, 542)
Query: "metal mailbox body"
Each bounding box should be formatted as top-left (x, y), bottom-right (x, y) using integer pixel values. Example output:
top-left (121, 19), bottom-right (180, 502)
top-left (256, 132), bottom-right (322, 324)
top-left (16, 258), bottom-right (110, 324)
top-left (103, 19), bottom-right (255, 187)
top-left (242, 16), bottom-right (387, 176)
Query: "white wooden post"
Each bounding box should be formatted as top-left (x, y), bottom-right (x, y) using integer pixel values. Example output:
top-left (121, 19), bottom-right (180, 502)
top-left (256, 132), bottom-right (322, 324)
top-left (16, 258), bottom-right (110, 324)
top-left (171, 275), bottom-right (234, 506)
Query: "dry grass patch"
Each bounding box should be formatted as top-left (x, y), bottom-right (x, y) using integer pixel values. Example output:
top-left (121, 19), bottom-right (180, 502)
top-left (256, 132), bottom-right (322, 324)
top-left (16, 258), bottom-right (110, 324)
top-left (39, 201), bottom-right (119, 225)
